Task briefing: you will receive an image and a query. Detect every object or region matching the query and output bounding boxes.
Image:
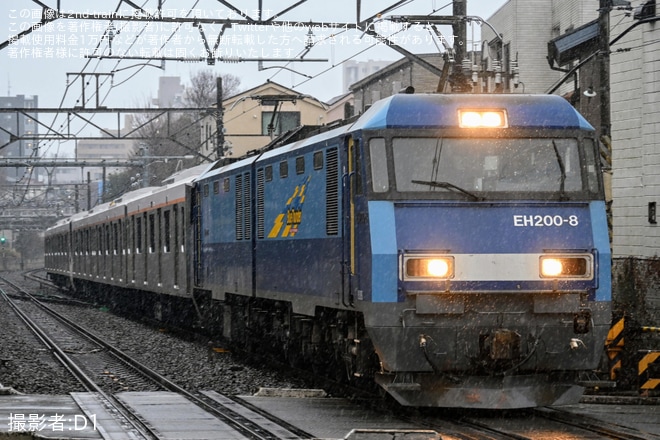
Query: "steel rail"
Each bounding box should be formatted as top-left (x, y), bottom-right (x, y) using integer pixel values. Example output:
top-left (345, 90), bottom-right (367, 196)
top-left (0, 283), bottom-right (158, 440)
top-left (1, 275), bottom-right (309, 440)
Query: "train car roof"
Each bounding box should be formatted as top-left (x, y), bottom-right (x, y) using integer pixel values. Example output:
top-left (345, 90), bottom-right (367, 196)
top-left (196, 124), bottom-right (350, 182)
top-left (46, 163), bottom-right (209, 232)
top-left (350, 93), bottom-right (595, 131)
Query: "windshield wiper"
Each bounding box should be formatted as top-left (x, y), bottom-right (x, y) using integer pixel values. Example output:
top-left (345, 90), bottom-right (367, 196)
top-left (411, 180), bottom-right (484, 201)
top-left (551, 140), bottom-right (568, 200)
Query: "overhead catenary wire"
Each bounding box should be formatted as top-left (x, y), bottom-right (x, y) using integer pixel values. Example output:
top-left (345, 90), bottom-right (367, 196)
top-left (281, 2), bottom-right (453, 90)
top-left (14, 0), bottom-right (210, 206)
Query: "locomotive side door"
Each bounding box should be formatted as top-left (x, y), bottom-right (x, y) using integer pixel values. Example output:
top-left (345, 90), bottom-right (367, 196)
top-left (342, 136), bottom-right (361, 306)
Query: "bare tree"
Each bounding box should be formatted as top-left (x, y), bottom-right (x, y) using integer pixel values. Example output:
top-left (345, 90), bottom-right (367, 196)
top-left (105, 71), bottom-right (241, 198)
top-left (183, 69), bottom-right (241, 108)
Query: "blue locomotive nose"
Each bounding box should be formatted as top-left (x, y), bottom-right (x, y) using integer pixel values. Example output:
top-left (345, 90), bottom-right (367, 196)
top-left (367, 199), bottom-right (611, 303)
top-left (364, 199), bottom-right (612, 408)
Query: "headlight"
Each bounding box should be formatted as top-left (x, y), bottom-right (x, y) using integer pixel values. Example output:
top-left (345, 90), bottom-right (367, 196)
top-left (539, 255), bottom-right (592, 279)
top-left (405, 256), bottom-right (454, 279)
top-left (458, 109), bottom-right (508, 128)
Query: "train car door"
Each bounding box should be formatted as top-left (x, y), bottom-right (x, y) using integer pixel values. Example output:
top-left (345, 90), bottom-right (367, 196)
top-left (342, 136), bottom-right (359, 307)
top-left (192, 185), bottom-right (202, 287)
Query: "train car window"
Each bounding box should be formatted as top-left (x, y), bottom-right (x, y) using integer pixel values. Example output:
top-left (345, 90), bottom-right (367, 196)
top-left (180, 206), bottom-right (185, 252)
top-left (97, 226), bottom-right (102, 254)
top-left (280, 160), bottom-right (288, 178)
top-left (213, 180), bottom-right (220, 194)
top-left (369, 138), bottom-right (389, 193)
top-left (223, 178), bottom-right (230, 192)
top-left (296, 156), bottom-right (305, 174)
top-left (149, 214), bottom-right (156, 253)
top-left (136, 216), bottom-right (142, 254)
top-left (103, 225), bottom-right (112, 255)
top-left (203, 183), bottom-right (209, 197)
top-left (314, 151), bottom-right (323, 170)
top-left (113, 223), bottom-right (119, 254)
top-left (157, 209), bottom-right (163, 257)
top-left (265, 165), bottom-right (273, 181)
top-left (172, 205), bottom-right (179, 252)
top-left (124, 219), bottom-right (130, 254)
top-left (164, 210), bottom-right (171, 253)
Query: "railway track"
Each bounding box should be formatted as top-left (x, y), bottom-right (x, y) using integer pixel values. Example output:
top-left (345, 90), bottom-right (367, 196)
top-left (4, 271), bottom-right (658, 440)
top-left (0, 274), bottom-right (313, 440)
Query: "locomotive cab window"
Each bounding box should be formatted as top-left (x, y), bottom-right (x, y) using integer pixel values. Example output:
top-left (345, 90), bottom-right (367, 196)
top-left (391, 137), bottom-right (588, 199)
top-left (369, 138), bottom-right (389, 193)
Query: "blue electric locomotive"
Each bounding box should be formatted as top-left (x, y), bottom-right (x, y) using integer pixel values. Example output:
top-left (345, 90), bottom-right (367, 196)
top-left (193, 93), bottom-right (611, 409)
top-left (45, 92), bottom-right (610, 409)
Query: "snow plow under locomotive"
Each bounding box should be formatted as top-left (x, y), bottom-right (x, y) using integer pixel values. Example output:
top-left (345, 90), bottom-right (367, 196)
top-left (46, 93), bottom-right (611, 409)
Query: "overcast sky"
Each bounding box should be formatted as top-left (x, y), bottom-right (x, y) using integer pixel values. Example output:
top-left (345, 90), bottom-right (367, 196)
top-left (1, 0), bottom-right (506, 157)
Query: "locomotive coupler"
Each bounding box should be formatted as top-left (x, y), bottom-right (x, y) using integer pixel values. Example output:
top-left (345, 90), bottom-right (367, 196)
top-left (483, 329), bottom-right (521, 360)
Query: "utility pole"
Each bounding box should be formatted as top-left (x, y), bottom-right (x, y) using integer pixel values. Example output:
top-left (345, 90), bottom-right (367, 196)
top-left (450, 0), bottom-right (471, 92)
top-left (86, 171), bottom-right (91, 211)
top-left (598, 0), bottom-right (611, 141)
top-left (216, 76), bottom-right (224, 159)
top-left (598, 0), bottom-right (615, 243)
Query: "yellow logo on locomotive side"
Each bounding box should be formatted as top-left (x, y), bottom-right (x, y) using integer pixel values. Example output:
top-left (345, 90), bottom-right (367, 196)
top-left (268, 175), bottom-right (310, 238)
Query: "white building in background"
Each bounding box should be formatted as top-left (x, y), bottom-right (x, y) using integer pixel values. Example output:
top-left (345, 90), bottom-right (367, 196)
top-left (608, 1), bottom-right (660, 320)
top-left (75, 115), bottom-right (135, 182)
top-left (342, 60), bottom-right (392, 93)
top-left (153, 76), bottom-right (184, 107)
top-left (484, 0), bottom-right (660, 325)
top-left (482, 0), bottom-right (598, 94)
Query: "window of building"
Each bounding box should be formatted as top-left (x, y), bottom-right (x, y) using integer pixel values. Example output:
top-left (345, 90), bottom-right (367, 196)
top-left (261, 111), bottom-right (301, 136)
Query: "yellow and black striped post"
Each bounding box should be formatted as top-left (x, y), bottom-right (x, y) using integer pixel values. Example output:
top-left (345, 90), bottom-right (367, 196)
top-left (605, 317), bottom-right (625, 380)
top-left (641, 326), bottom-right (660, 333)
top-left (638, 350), bottom-right (660, 393)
